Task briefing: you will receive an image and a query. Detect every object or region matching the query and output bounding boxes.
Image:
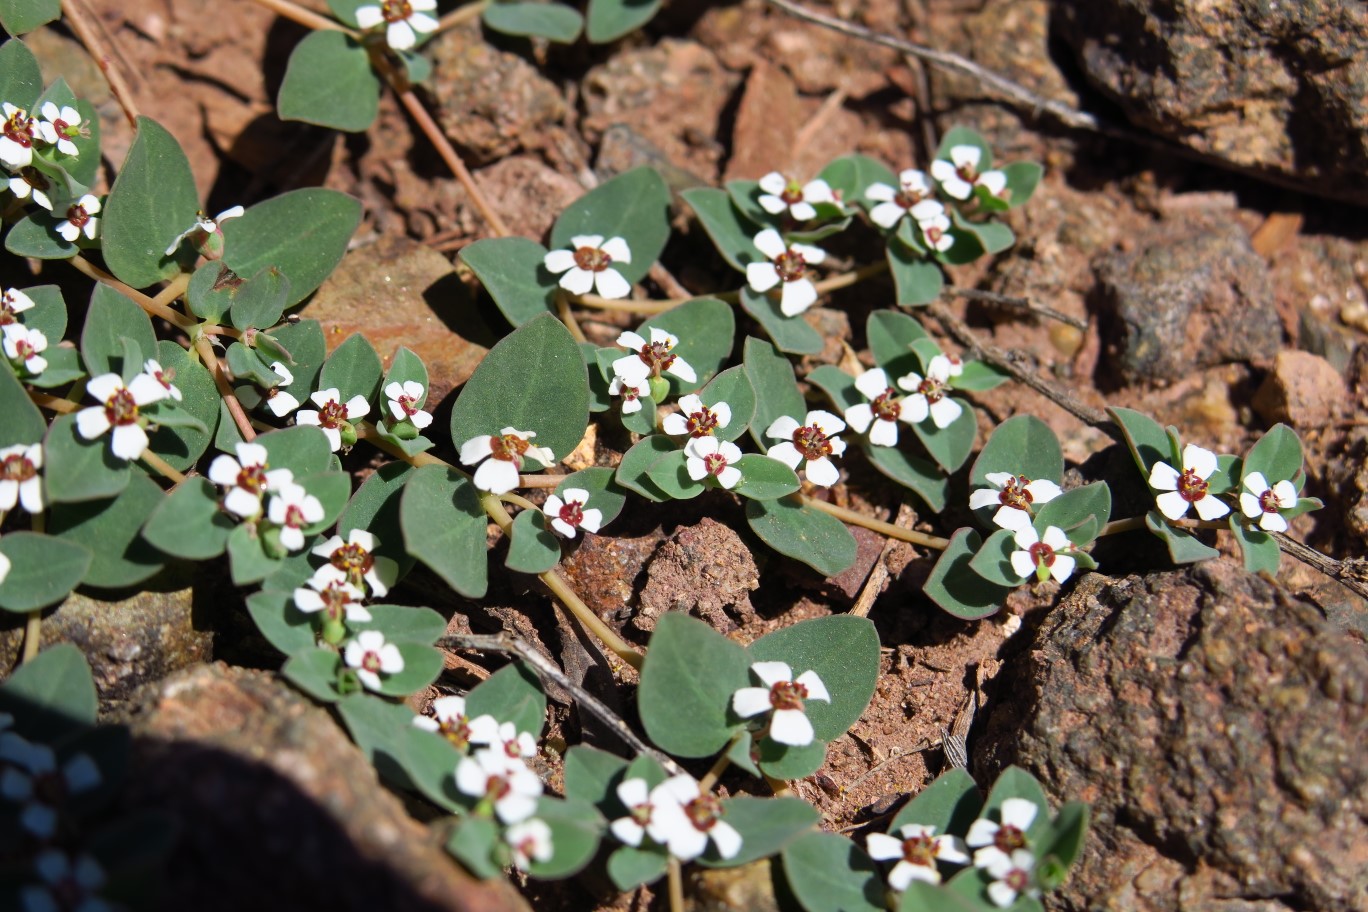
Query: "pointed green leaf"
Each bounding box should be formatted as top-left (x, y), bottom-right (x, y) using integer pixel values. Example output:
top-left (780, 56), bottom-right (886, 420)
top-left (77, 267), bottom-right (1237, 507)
top-left (1144, 510), bottom-right (1219, 564)
top-left (1230, 517), bottom-right (1281, 575)
top-left (0, 37), bottom-right (43, 108)
top-left (550, 167), bottom-right (670, 285)
top-left (506, 508), bottom-right (562, 574)
top-left (483, 2), bottom-right (584, 42)
top-left (458, 237), bottom-right (557, 327)
top-left (80, 284), bottom-right (157, 380)
top-left (47, 473), bottom-right (166, 589)
top-left (743, 336), bottom-right (805, 452)
top-left (0, 642), bottom-right (96, 734)
top-left (0, 361), bottom-right (44, 446)
top-left (1241, 423), bottom-right (1303, 488)
top-left (638, 612), bottom-right (751, 757)
top-left (697, 796), bottom-right (818, 868)
top-left (681, 186), bottom-right (762, 272)
top-left (277, 30), bottom-right (380, 132)
top-left (924, 528), bottom-right (1011, 619)
top-left (319, 332), bottom-right (383, 404)
top-left (966, 528), bottom-right (1020, 588)
top-left (585, 0), bottom-right (662, 43)
top-left (222, 189), bottom-right (362, 307)
top-left (731, 454), bottom-right (801, 501)
top-left (0, 530), bottom-right (90, 611)
top-left (887, 242), bottom-right (945, 307)
top-left (43, 414), bottom-right (130, 504)
top-left (780, 831), bottom-right (885, 912)
top-left (101, 117), bottom-right (200, 288)
top-left (1107, 406), bottom-right (1169, 479)
top-left (739, 286), bottom-right (823, 356)
top-left (400, 464), bottom-right (487, 598)
top-left (147, 340), bottom-right (219, 470)
top-left (890, 768), bottom-right (983, 835)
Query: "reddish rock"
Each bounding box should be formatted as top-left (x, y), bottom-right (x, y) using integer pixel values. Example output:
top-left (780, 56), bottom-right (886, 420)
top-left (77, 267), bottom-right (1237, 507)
top-left (635, 518), bottom-right (759, 633)
top-left (1252, 350), bottom-right (1347, 428)
top-left (724, 60), bottom-right (805, 183)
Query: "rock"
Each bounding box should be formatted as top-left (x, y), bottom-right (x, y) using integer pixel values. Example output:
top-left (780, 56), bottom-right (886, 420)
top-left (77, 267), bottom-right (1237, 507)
top-left (634, 518), bottom-right (759, 633)
top-left (724, 60), bottom-right (804, 183)
top-left (473, 155), bottom-right (585, 241)
top-left (558, 529), bottom-right (666, 623)
top-left (1251, 350), bottom-right (1347, 428)
top-left (1094, 217), bottom-right (1282, 385)
top-left (112, 663), bottom-right (530, 912)
top-left (689, 858), bottom-right (779, 912)
top-left (977, 561), bottom-right (1368, 912)
top-left (1055, 0), bottom-right (1368, 205)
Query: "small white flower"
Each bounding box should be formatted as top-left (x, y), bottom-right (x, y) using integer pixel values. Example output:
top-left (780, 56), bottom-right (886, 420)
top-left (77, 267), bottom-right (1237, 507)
top-left (684, 436), bottom-right (743, 490)
top-left (459, 427), bottom-right (556, 495)
top-left (544, 234), bottom-right (633, 299)
top-left (412, 695), bottom-right (500, 750)
top-left (265, 361), bottom-right (300, 417)
top-left (897, 355), bottom-right (963, 429)
top-left (56, 194), bottom-right (100, 242)
top-left (917, 211), bottom-right (954, 253)
top-left (143, 358), bottom-right (183, 402)
top-left (356, 0), bottom-right (439, 50)
top-left (966, 797), bottom-right (1038, 870)
top-left (1148, 444), bottom-right (1231, 522)
top-left (968, 472), bottom-right (1063, 533)
top-left (266, 481), bottom-right (325, 552)
top-left (662, 394), bottom-right (732, 439)
top-left (746, 228), bottom-right (826, 317)
top-left (843, 368), bottom-right (912, 447)
top-left (610, 777), bottom-right (678, 848)
top-left (930, 145), bottom-right (1006, 201)
top-left (37, 102), bottom-right (82, 156)
top-left (866, 169), bottom-right (940, 229)
top-left (1239, 471), bottom-right (1297, 533)
top-left (383, 380), bottom-right (433, 430)
top-left (757, 171), bottom-right (835, 222)
top-left (0, 734), bottom-right (101, 838)
top-left (866, 823), bottom-right (970, 890)
top-left (1009, 525), bottom-right (1077, 585)
top-left (8, 166), bottom-right (54, 211)
top-left (343, 629), bottom-right (404, 692)
top-left (612, 327), bottom-right (696, 385)
top-left (645, 775), bottom-right (742, 862)
top-left (2, 323), bottom-right (47, 375)
top-left (208, 441), bottom-right (294, 518)
top-left (295, 387), bottom-right (370, 452)
top-left (0, 103), bottom-right (37, 169)
top-left (608, 375), bottom-right (650, 414)
top-left (984, 848), bottom-right (1039, 908)
top-left (293, 565), bottom-right (371, 623)
top-left (164, 205), bottom-right (244, 256)
top-left (505, 817), bottom-right (554, 870)
top-left (454, 748), bottom-right (543, 824)
top-left (75, 372), bottom-right (169, 461)
top-left (0, 443), bottom-right (43, 515)
top-left (731, 661), bottom-right (831, 746)
top-left (544, 487), bottom-right (602, 538)
top-left (471, 720), bottom-right (539, 767)
top-left (311, 528), bottom-right (398, 597)
top-left (765, 410), bottom-right (846, 488)
top-left (21, 849), bottom-right (111, 912)
top-left (1, 287), bottom-right (36, 323)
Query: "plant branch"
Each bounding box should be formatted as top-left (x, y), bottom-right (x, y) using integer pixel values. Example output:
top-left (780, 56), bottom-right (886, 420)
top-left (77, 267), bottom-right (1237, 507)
top-left (28, 390), bottom-right (78, 414)
top-left (499, 491), bottom-right (538, 512)
top-left (67, 255), bottom-right (196, 331)
top-left (666, 858), bottom-right (685, 912)
top-left (803, 496), bottom-right (950, 550)
top-left (699, 731), bottom-right (744, 792)
top-left (140, 450), bottom-right (187, 484)
top-left (572, 262), bottom-right (884, 314)
top-left (248, 0), bottom-right (352, 33)
top-left (517, 474), bottom-right (563, 489)
top-left (21, 610), bottom-right (42, 663)
top-left (951, 288), bottom-right (1089, 332)
top-left (195, 337), bottom-right (257, 441)
top-left (1270, 532), bottom-right (1368, 601)
top-left (61, 0), bottom-right (141, 128)
top-left (151, 273), bottom-right (191, 312)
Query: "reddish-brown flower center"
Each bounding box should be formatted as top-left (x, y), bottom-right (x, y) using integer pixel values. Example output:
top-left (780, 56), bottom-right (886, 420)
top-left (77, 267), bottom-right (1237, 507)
top-left (916, 376), bottom-right (947, 402)
top-left (331, 542), bottom-right (375, 578)
top-left (924, 225), bottom-right (945, 245)
top-left (635, 341), bottom-right (677, 377)
top-left (629, 801), bottom-right (653, 826)
top-left (317, 399), bottom-right (348, 428)
top-left (13, 339), bottom-right (38, 361)
top-left (65, 202), bottom-right (91, 229)
top-left (894, 187), bottom-right (927, 209)
top-left (1176, 469), bottom-right (1208, 503)
top-left (1005, 867), bottom-right (1030, 892)
top-left (870, 388), bottom-right (901, 423)
top-left (152, 366), bottom-right (175, 391)
top-left (792, 424), bottom-right (833, 460)
top-left (283, 504), bottom-right (306, 528)
top-left (360, 649), bottom-right (382, 673)
top-left (0, 293), bottom-right (21, 325)
top-left (779, 180), bottom-right (804, 205)
top-left (558, 499), bottom-right (584, 528)
top-left (18, 166), bottom-right (48, 192)
top-left (901, 833), bottom-right (938, 867)
top-left (684, 794), bottom-right (722, 832)
top-left (395, 393), bottom-right (419, 416)
top-left (573, 245), bottom-right (612, 272)
top-left (684, 405), bottom-right (721, 437)
top-left (993, 824), bottom-right (1027, 854)
top-left (490, 433), bottom-right (530, 464)
top-left (2, 108), bottom-right (34, 148)
top-left (380, 0), bottom-right (413, 22)
top-left (1027, 541), bottom-right (1055, 569)
top-left (104, 388), bottom-right (139, 426)
top-left (956, 162), bottom-right (979, 183)
top-left (235, 463), bottom-right (267, 494)
top-left (0, 453), bottom-right (36, 483)
top-left (1258, 488), bottom-right (1283, 513)
top-left (485, 773), bottom-right (512, 802)
top-left (702, 452), bottom-right (729, 476)
top-left (438, 715), bottom-right (473, 748)
top-left (774, 250), bottom-right (807, 283)
top-left (769, 679), bottom-right (808, 711)
top-left (998, 475), bottom-right (1033, 511)
top-left (320, 584), bottom-right (355, 622)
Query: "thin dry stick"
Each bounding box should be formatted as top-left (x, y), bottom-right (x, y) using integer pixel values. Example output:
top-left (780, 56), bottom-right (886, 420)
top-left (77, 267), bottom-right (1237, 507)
top-left (61, 0), bottom-right (141, 128)
top-left (791, 88), bottom-right (849, 170)
top-left (67, 256), bottom-right (196, 330)
top-left (897, 0), bottom-right (939, 159)
top-left (951, 287), bottom-right (1089, 332)
top-left (250, 0), bottom-right (351, 33)
top-left (195, 337), bottom-right (257, 441)
top-left (435, 0), bottom-right (489, 34)
top-left (140, 451), bottom-right (187, 484)
top-left (850, 502), bottom-right (919, 618)
top-left (804, 497), bottom-right (950, 550)
top-left (1271, 532), bottom-right (1368, 601)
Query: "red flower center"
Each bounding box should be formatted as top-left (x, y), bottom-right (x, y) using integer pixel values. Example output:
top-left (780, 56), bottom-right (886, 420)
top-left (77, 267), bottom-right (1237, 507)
top-left (104, 388), bottom-right (139, 426)
top-left (894, 187), bottom-right (927, 209)
top-left (360, 649), bottom-right (382, 673)
top-left (558, 499), bottom-right (584, 528)
top-left (630, 801), bottom-right (653, 826)
top-left (635, 341), bottom-right (678, 377)
top-left (1005, 867), bottom-right (1031, 892)
top-left (153, 366), bottom-right (175, 391)
top-left (438, 715), bottom-right (473, 749)
top-left (0, 453), bottom-right (36, 483)
top-left (684, 405), bottom-right (721, 437)
top-left (769, 679), bottom-right (808, 711)
top-left (0, 293), bottom-right (21, 325)
top-left (66, 202), bottom-right (91, 229)
top-left (14, 339), bottom-right (38, 361)
top-left (684, 794), bottom-right (722, 832)
top-left (1258, 488), bottom-right (1283, 513)
top-left (870, 388), bottom-right (901, 423)
top-left (1027, 541), bottom-right (1056, 569)
top-left (331, 542), bottom-right (375, 578)
top-left (998, 475), bottom-right (1033, 511)
top-left (573, 246), bottom-right (612, 272)
top-left (901, 833), bottom-right (938, 867)
top-left (955, 162), bottom-right (979, 183)
top-left (792, 423), bottom-right (833, 461)
top-left (490, 433), bottom-right (530, 464)
top-left (916, 376), bottom-right (947, 402)
top-left (924, 224), bottom-right (945, 245)
top-left (380, 0), bottom-right (413, 22)
top-left (317, 399), bottom-right (348, 428)
top-left (993, 824), bottom-right (1027, 854)
top-left (395, 393), bottom-right (419, 416)
top-left (702, 452), bottom-right (729, 477)
top-left (320, 584), bottom-right (355, 622)
top-left (774, 250), bottom-right (807, 283)
top-left (2, 109), bottom-right (34, 148)
top-left (779, 180), bottom-right (804, 205)
top-left (236, 463), bottom-right (268, 494)
top-left (283, 503), bottom-right (306, 529)
top-left (1176, 468), bottom-right (1209, 503)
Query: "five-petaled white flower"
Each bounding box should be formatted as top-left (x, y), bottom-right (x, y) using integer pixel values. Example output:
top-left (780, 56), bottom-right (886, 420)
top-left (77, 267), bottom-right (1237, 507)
top-left (930, 145), bottom-right (1006, 201)
top-left (544, 235), bottom-right (633, 299)
top-left (344, 629), bottom-right (404, 692)
top-left (356, 0), bottom-right (438, 50)
top-left (608, 375), bottom-right (650, 414)
top-left (75, 372), bottom-right (169, 461)
top-left (918, 211), bottom-right (955, 253)
top-left (293, 565), bottom-right (371, 623)
top-left (454, 748), bottom-right (543, 824)
top-left (0, 103), bottom-right (37, 169)
top-left (757, 171), bottom-right (836, 222)
top-left (843, 368), bottom-right (912, 447)
top-left (0, 733), bottom-right (100, 838)
top-left (412, 695), bottom-right (500, 750)
top-left (0, 443), bottom-right (43, 515)
top-left (984, 849), bottom-right (1040, 908)
top-left (1, 287), bottom-right (35, 324)
top-left (544, 487), bottom-right (602, 538)
top-left (267, 481), bottom-right (324, 552)
top-left (867, 170), bottom-right (943, 229)
top-left (384, 380), bottom-right (432, 430)
top-left (1009, 525), bottom-right (1077, 585)
top-left (459, 427), bottom-right (555, 495)
top-left (143, 358), bottom-right (183, 402)
top-left (264, 361), bottom-right (300, 417)
top-left (1148, 444), bottom-right (1230, 522)
top-left (312, 528), bottom-right (398, 597)
top-left (208, 441), bottom-right (294, 518)
top-left (610, 777), bottom-right (675, 848)
top-left (9, 166), bottom-right (53, 211)
top-left (966, 797), bottom-right (1037, 870)
top-left (685, 436), bottom-right (743, 490)
top-left (662, 394), bottom-right (731, 439)
top-left (20, 849), bottom-right (112, 912)
top-left (56, 194), bottom-right (100, 242)
top-left (747, 228), bottom-right (826, 317)
top-left (765, 410), bottom-right (847, 488)
top-left (472, 721), bottom-right (540, 766)
top-left (968, 472), bottom-right (1062, 533)
top-left (505, 818), bottom-right (554, 871)
top-left (612, 327), bottom-right (696, 386)
top-left (1239, 471), bottom-right (1297, 533)
top-left (866, 823), bottom-right (971, 890)
top-left (296, 387), bottom-right (369, 452)
top-left (645, 775), bottom-right (742, 862)
top-left (731, 661), bottom-right (831, 746)
top-left (37, 103), bottom-right (83, 156)
top-left (897, 355), bottom-right (963, 429)
top-left (2, 323), bottom-right (47, 375)
top-left (164, 205), bottom-right (245, 256)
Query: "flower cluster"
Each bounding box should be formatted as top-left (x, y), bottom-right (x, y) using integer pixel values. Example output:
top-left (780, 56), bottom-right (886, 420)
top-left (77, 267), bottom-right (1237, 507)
top-left (1, 100), bottom-right (105, 246)
top-left (0, 725), bottom-right (101, 839)
top-left (207, 441), bottom-right (325, 552)
top-left (843, 361), bottom-right (966, 447)
top-left (610, 774), bottom-right (741, 862)
top-left (356, 0), bottom-right (438, 50)
top-left (731, 661), bottom-right (830, 746)
top-left (292, 529), bottom-right (400, 640)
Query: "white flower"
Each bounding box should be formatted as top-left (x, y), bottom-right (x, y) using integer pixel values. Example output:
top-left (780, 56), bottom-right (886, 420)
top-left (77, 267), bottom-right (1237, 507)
top-left (343, 629), bottom-right (404, 692)
top-left (265, 361), bottom-right (300, 417)
top-left (746, 228), bottom-right (826, 317)
top-left (984, 848), bottom-right (1039, 908)
top-left (9, 166), bottom-right (53, 210)
top-left (164, 205), bottom-right (244, 256)
top-left (896, 354), bottom-right (963, 429)
top-left (460, 427), bottom-right (555, 495)
top-left (610, 777), bottom-right (678, 848)
top-left (21, 849), bottom-right (112, 912)
top-left (356, 0), bottom-right (438, 50)
top-left (472, 720), bottom-right (540, 767)
top-left (293, 565), bottom-right (371, 623)
top-left (1239, 471), bottom-right (1297, 533)
top-left (295, 387), bottom-right (370, 452)
top-left (544, 234), bottom-right (633, 299)
top-left (918, 211), bottom-right (954, 253)
top-left (143, 358), bottom-right (183, 402)
top-left (384, 380), bottom-right (433, 430)
top-left (312, 528), bottom-right (398, 596)
top-left (266, 481), bottom-right (324, 552)
top-left (731, 661), bottom-right (831, 746)
top-left (843, 368), bottom-right (912, 447)
top-left (662, 394), bottom-right (732, 439)
top-left (208, 442), bottom-right (294, 519)
top-left (866, 169), bottom-right (941, 229)
top-left (0, 103), bottom-right (37, 169)
top-left (544, 487), bottom-right (602, 538)
top-left (765, 410), bottom-right (846, 488)
top-left (454, 748), bottom-right (543, 824)
top-left (968, 472), bottom-right (1063, 533)
top-left (608, 375), bottom-right (649, 414)
top-left (412, 695), bottom-right (500, 750)
top-left (757, 171), bottom-right (835, 222)
top-left (1148, 444), bottom-right (1231, 522)
top-left (2, 324), bottom-right (47, 375)
top-left (56, 194), bottom-right (100, 242)
top-left (0, 443), bottom-right (43, 514)
top-left (612, 327), bottom-right (696, 385)
top-left (866, 823), bottom-right (971, 890)
top-left (505, 817), bottom-right (554, 870)
top-left (37, 103), bottom-right (82, 156)
top-left (0, 734), bottom-right (100, 838)
top-left (966, 797), bottom-right (1038, 870)
top-left (75, 372), bottom-right (169, 461)
top-left (1, 287), bottom-right (36, 323)
top-left (1009, 525), bottom-right (1077, 585)
top-left (685, 436), bottom-right (743, 490)
top-left (930, 145), bottom-right (1006, 201)
top-left (645, 775), bottom-right (742, 862)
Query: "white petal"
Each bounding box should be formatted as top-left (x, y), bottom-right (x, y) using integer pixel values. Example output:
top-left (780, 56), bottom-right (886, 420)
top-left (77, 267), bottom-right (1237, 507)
top-left (579, 508), bottom-right (603, 533)
top-left (969, 489), bottom-right (1001, 511)
top-left (795, 669), bottom-right (829, 702)
top-left (869, 201), bottom-right (904, 227)
top-left (1272, 480), bottom-right (1298, 503)
top-left (559, 266), bottom-right (595, 295)
top-left (1010, 550), bottom-right (1037, 580)
top-left (223, 487), bottom-right (262, 518)
top-left (1182, 444), bottom-right (1218, 480)
top-left (766, 442), bottom-right (803, 471)
top-left (110, 423), bottom-right (149, 460)
top-left (667, 357), bottom-right (696, 383)
top-left (928, 396), bottom-right (962, 429)
top-left (747, 262), bottom-right (781, 293)
top-left (344, 395), bottom-right (370, 418)
top-left (355, 5), bottom-right (383, 27)
top-left (18, 478), bottom-right (42, 514)
top-left (1049, 554), bottom-right (1076, 584)
top-left (716, 465), bottom-right (741, 488)
top-left (757, 194), bottom-right (787, 215)
top-left (909, 199), bottom-right (944, 221)
top-left (473, 458), bottom-right (519, 494)
top-left (321, 427), bottom-right (342, 451)
top-left (386, 20), bottom-right (417, 49)
top-left (616, 330), bottom-right (646, 350)
top-left (594, 268), bottom-right (632, 300)
top-left (570, 234), bottom-right (604, 250)
top-left (1258, 511), bottom-right (1288, 533)
top-left (407, 11), bottom-right (439, 33)
top-left (1239, 492), bottom-right (1263, 519)
top-left (950, 145), bottom-right (982, 169)
top-left (1155, 491), bottom-right (1190, 520)
top-left (865, 832), bottom-right (904, 861)
top-left (766, 415), bottom-right (801, 440)
top-left (866, 182), bottom-right (896, 202)
top-left (1040, 526), bottom-right (1070, 550)
top-left (868, 419), bottom-right (898, 447)
top-left (86, 373), bottom-right (123, 403)
top-left (750, 660), bottom-right (793, 686)
top-left (668, 822), bottom-right (709, 861)
top-left (789, 201), bottom-right (817, 221)
top-left (610, 817), bottom-right (646, 847)
top-left (267, 392), bottom-right (300, 417)
top-left (904, 395), bottom-right (929, 424)
top-left (294, 589), bottom-right (325, 613)
top-left (854, 368), bottom-right (890, 400)
top-left (768, 709), bottom-right (814, 746)
top-left (779, 279), bottom-right (818, 316)
top-left (661, 413), bottom-right (689, 437)
top-left (758, 172), bottom-right (787, 195)
top-left (1000, 798), bottom-right (1039, 831)
top-left (986, 881), bottom-right (1018, 908)
top-left (731, 687), bottom-right (773, 719)
top-left (600, 236), bottom-right (631, 263)
top-left (994, 507), bottom-right (1033, 532)
top-left (843, 404), bottom-right (872, 434)
top-left (804, 456), bottom-right (839, 487)
top-left (1148, 461), bottom-right (1181, 492)
top-left (1193, 494), bottom-right (1231, 521)
top-left (459, 435), bottom-right (493, 465)
top-left (708, 821), bottom-right (742, 859)
top-left (1024, 479), bottom-right (1062, 503)
top-left (977, 170), bottom-right (1007, 196)
top-left (802, 179), bottom-right (834, 204)
top-left (753, 228), bottom-right (788, 260)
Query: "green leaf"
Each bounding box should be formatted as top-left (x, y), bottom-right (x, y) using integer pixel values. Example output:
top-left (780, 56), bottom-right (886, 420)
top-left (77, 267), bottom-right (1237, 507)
top-left (901, 879), bottom-right (986, 912)
top-left (923, 528), bottom-right (1011, 619)
top-left (528, 796), bottom-right (604, 880)
top-left (1038, 801), bottom-right (1089, 870)
top-left (1144, 510), bottom-right (1219, 564)
top-left (731, 455), bottom-right (801, 501)
top-left (222, 188), bottom-right (363, 307)
top-left (227, 341), bottom-right (281, 388)
top-left (227, 265), bottom-right (291, 331)
top-left (563, 745), bottom-right (628, 805)
top-left (952, 359), bottom-right (1009, 392)
top-left (43, 414), bottom-right (131, 505)
top-left (282, 647), bottom-right (342, 703)
top-left (47, 473), bottom-right (166, 589)
top-left (0, 361), bottom-right (44, 446)
top-left (3, 210), bottom-right (76, 259)
top-left (966, 528), bottom-right (1020, 588)
top-left (1230, 517), bottom-right (1281, 575)
top-left (335, 691), bottom-right (416, 788)
top-left (459, 237), bottom-right (557, 327)
top-left (0, 2), bottom-right (59, 37)
top-left (1107, 406), bottom-right (1169, 479)
top-left (555, 466), bottom-right (628, 528)
top-left (744, 495), bottom-right (857, 577)
top-left (969, 415), bottom-right (1062, 493)
top-left (607, 844), bottom-right (669, 892)
top-left (0, 643), bottom-right (96, 736)
top-left (0, 531), bottom-right (91, 612)
top-left (681, 186), bottom-right (762, 272)
top-left (820, 153), bottom-right (899, 207)
top-left (869, 446), bottom-right (950, 513)
top-left (80, 284), bottom-right (156, 380)
top-left (887, 243), bottom-right (945, 307)
top-left (466, 661), bottom-right (547, 737)
top-left (550, 167), bottom-right (671, 286)
top-left (353, 604), bottom-right (445, 644)
top-left (952, 211), bottom-right (1014, 256)
top-left (277, 30), bottom-right (380, 132)
top-left (147, 340), bottom-right (219, 471)
top-left (483, 1), bottom-right (583, 42)
top-left (743, 336), bottom-right (806, 452)
top-left (638, 612), bottom-right (751, 757)
top-left (889, 768), bottom-right (983, 835)
top-left (400, 464), bottom-right (488, 598)
top-left (101, 117), bottom-right (200, 288)
top-left (909, 399), bottom-right (977, 474)
top-left (645, 449), bottom-right (702, 501)
top-left (8, 284), bottom-right (66, 344)
top-left (935, 126), bottom-right (993, 169)
top-left (186, 261), bottom-right (237, 321)
top-left (446, 816), bottom-right (502, 879)
top-left (780, 831), bottom-right (884, 912)
top-left (506, 508), bottom-right (562, 574)
top-left (697, 796), bottom-right (818, 868)
top-left (749, 615), bottom-right (880, 743)
top-left (338, 460), bottom-right (415, 577)
top-left (614, 434), bottom-right (674, 501)
top-left (448, 313), bottom-right (588, 462)
top-left (692, 366), bottom-right (756, 443)
top-left (255, 425), bottom-right (335, 476)
top-left (756, 737), bottom-right (827, 780)
top-left (0, 38), bottom-right (43, 109)
top-left (739, 286), bottom-right (823, 356)
top-left (246, 589), bottom-right (317, 657)
top-left (867, 309), bottom-right (929, 379)
top-left (1034, 482), bottom-right (1111, 546)
top-left (227, 522), bottom-right (282, 586)
top-left (1241, 423), bottom-right (1303, 488)
top-left (1001, 161), bottom-right (1042, 209)
top-left (319, 332), bottom-right (383, 404)
top-left (24, 345), bottom-right (84, 389)
top-left (635, 296), bottom-right (736, 396)
top-left (372, 642), bottom-right (444, 697)
top-left (585, 0), bottom-right (662, 43)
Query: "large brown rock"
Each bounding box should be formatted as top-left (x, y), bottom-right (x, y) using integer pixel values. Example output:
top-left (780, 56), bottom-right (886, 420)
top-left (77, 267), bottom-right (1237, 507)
top-left (977, 561), bottom-right (1368, 912)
